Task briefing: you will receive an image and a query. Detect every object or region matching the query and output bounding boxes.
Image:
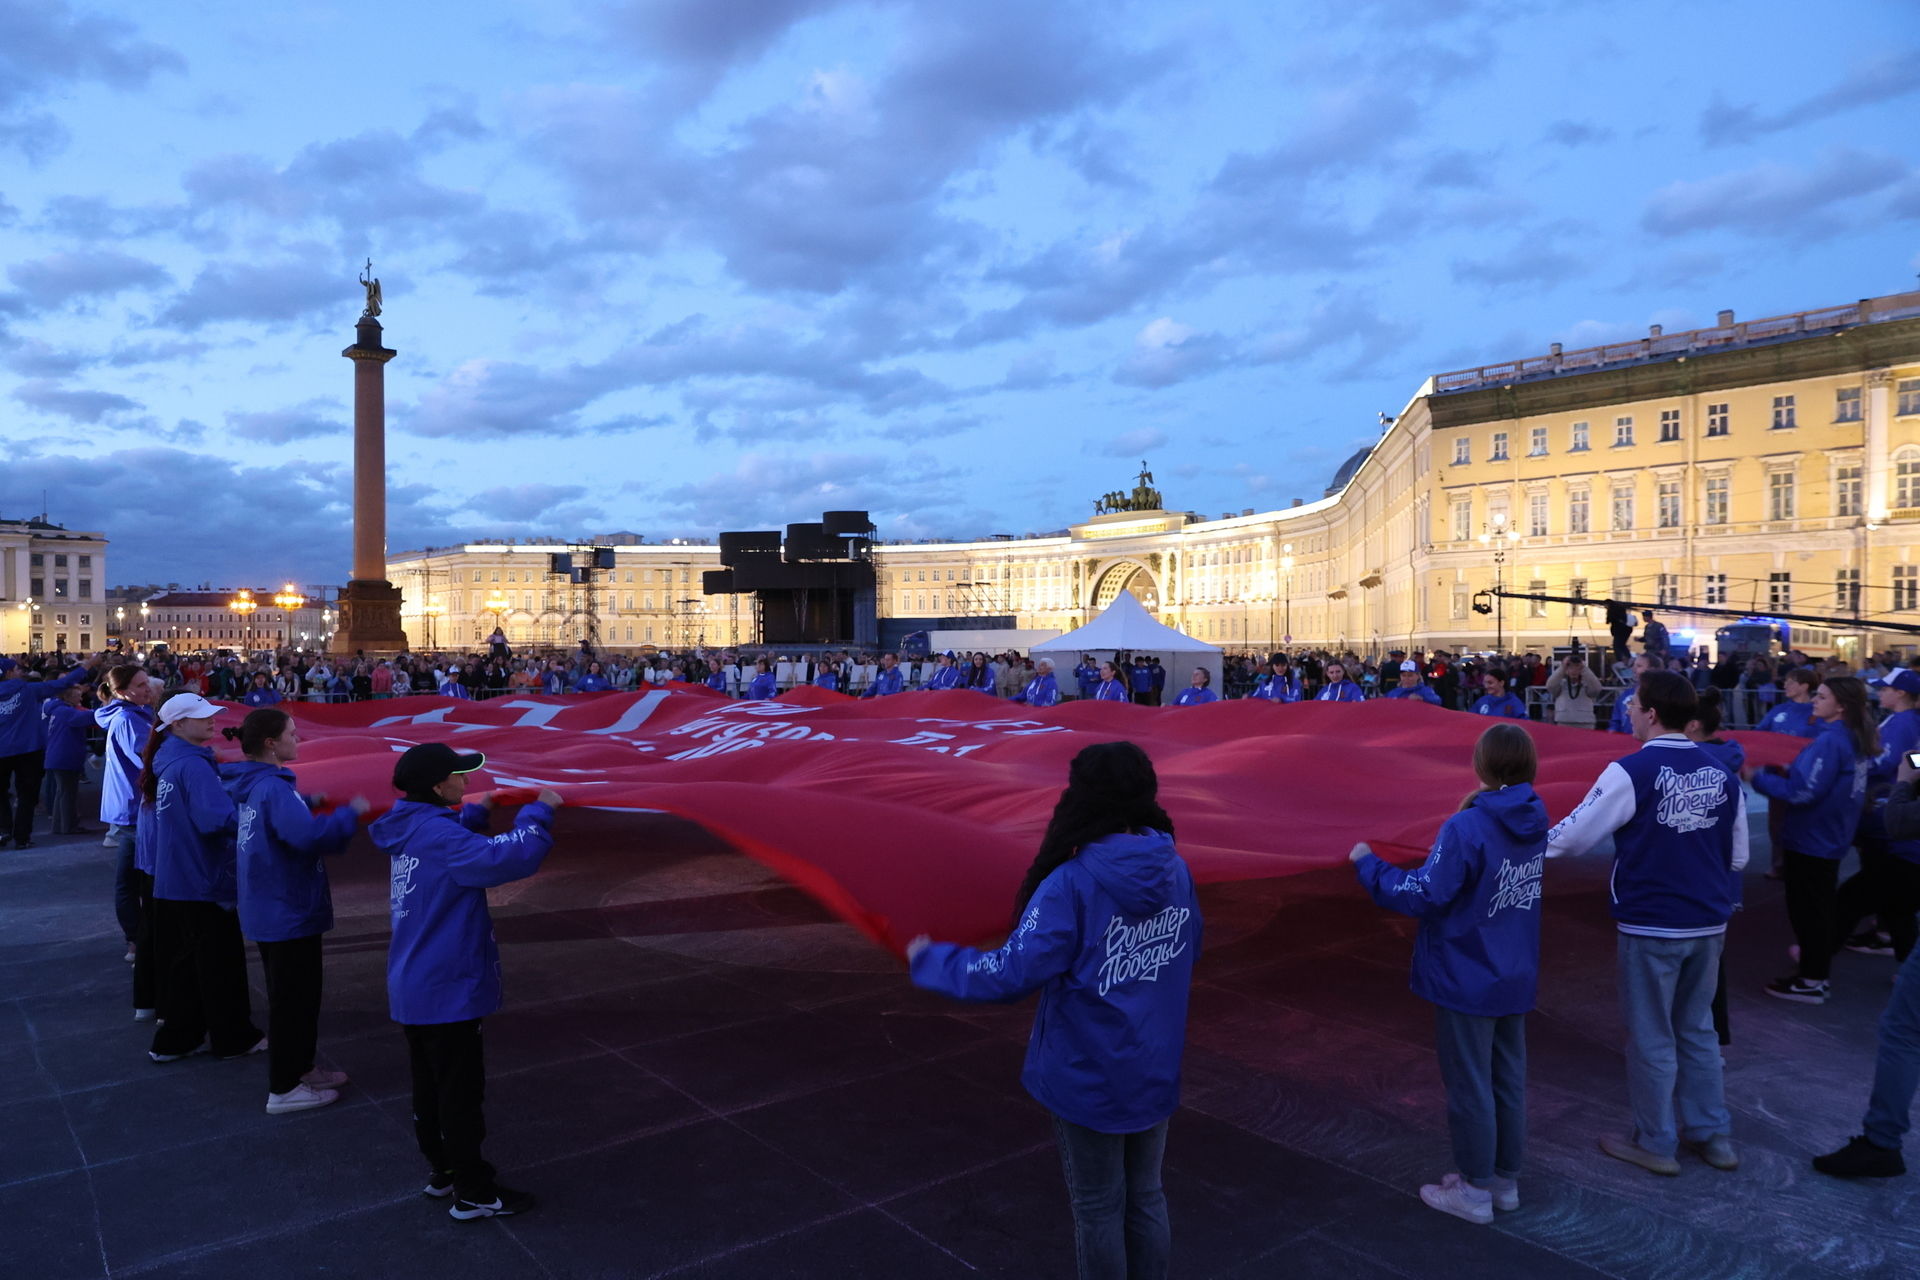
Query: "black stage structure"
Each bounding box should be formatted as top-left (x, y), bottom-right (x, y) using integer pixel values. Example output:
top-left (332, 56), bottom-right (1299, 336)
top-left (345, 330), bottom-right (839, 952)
top-left (705, 511), bottom-right (878, 647)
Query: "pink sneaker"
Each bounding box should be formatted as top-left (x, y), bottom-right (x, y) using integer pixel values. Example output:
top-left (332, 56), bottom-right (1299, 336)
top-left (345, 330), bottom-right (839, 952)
top-left (1419, 1172), bottom-right (1493, 1225)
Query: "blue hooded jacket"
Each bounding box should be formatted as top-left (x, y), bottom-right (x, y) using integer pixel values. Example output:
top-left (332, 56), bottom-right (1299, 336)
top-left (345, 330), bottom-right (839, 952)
top-left (1750, 718), bottom-right (1867, 860)
top-left (1172, 686), bottom-right (1218, 706)
top-left (1385, 684), bottom-right (1442, 705)
top-left (41, 699), bottom-right (92, 771)
top-left (1469, 691), bottom-right (1529, 719)
top-left (1355, 785), bottom-right (1547, 1017)
top-left (1013, 673), bottom-right (1059, 707)
top-left (1861, 707), bottom-right (1920, 862)
top-left (924, 664), bottom-right (964, 691)
top-left (746, 671), bottom-right (777, 700)
top-left (1091, 678), bottom-right (1130, 703)
top-left (1759, 699), bottom-right (1817, 738)
top-left (911, 830), bottom-right (1201, 1134)
top-left (96, 699), bottom-right (154, 827)
top-left (227, 761), bottom-right (359, 942)
top-left (0, 664), bottom-right (93, 756)
top-left (149, 733), bottom-right (239, 904)
top-left (1317, 680), bottom-right (1366, 703)
top-left (866, 667), bottom-right (905, 697)
top-left (1252, 672), bottom-right (1301, 702)
top-left (575, 673), bottom-right (612, 692)
top-left (374, 799), bottom-right (555, 1025)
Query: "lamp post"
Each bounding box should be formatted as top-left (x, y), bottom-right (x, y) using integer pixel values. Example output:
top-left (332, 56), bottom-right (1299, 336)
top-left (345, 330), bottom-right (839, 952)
top-left (424, 596), bottom-right (446, 651)
top-left (1280, 543), bottom-right (1295, 646)
top-left (228, 589), bottom-right (257, 654)
top-left (484, 591), bottom-right (509, 641)
top-left (17, 600), bottom-right (40, 653)
top-left (138, 601), bottom-right (148, 645)
top-left (273, 583), bottom-right (306, 652)
top-left (1477, 512), bottom-right (1521, 653)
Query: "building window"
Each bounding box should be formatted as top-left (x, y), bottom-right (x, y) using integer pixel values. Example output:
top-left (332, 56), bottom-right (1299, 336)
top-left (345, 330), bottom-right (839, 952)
top-left (1768, 572), bottom-right (1791, 611)
top-left (79, 633), bottom-right (90, 648)
top-left (1704, 474), bottom-right (1729, 525)
top-left (1528, 580), bottom-right (1548, 617)
top-left (1569, 421), bottom-right (1589, 452)
top-left (1836, 464), bottom-right (1863, 517)
top-left (1490, 431), bottom-right (1509, 462)
top-left (1705, 573), bottom-right (1728, 605)
top-left (1657, 480), bottom-right (1681, 528)
top-left (1451, 499), bottom-right (1472, 542)
top-left (51, 579), bottom-right (67, 598)
top-left (1527, 492), bottom-right (1548, 537)
top-left (1772, 394), bottom-right (1796, 429)
top-left (1835, 386), bottom-right (1863, 422)
top-left (1451, 589), bottom-right (1468, 620)
top-left (1705, 403), bottom-right (1729, 436)
top-left (78, 555), bottom-right (91, 569)
top-left (1611, 482), bottom-right (1634, 531)
top-left (1837, 567), bottom-right (1862, 613)
top-left (1658, 409), bottom-right (1681, 442)
top-left (30, 553), bottom-right (43, 568)
top-left (1454, 437), bottom-right (1471, 465)
top-left (77, 579), bottom-right (90, 598)
top-left (1899, 378), bottom-right (1920, 417)
top-left (1529, 427), bottom-right (1548, 456)
top-left (1613, 416), bottom-right (1634, 447)
top-left (1898, 450), bottom-right (1920, 509)
top-left (1568, 488), bottom-right (1590, 534)
top-left (29, 577), bottom-right (43, 597)
top-left (1657, 574), bottom-right (1679, 606)
top-left (53, 555), bottom-right (67, 569)
top-left (1896, 565), bottom-right (1919, 611)
top-left (1768, 472), bottom-right (1796, 521)
top-left (1568, 577), bottom-right (1588, 617)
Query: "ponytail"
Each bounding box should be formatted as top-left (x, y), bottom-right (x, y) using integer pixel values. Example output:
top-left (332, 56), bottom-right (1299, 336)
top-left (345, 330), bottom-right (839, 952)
top-left (137, 726), bottom-right (175, 803)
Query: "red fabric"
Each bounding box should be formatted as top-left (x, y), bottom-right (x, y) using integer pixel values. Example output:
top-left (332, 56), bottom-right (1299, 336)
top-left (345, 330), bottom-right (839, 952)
top-left (226, 690), bottom-right (1802, 954)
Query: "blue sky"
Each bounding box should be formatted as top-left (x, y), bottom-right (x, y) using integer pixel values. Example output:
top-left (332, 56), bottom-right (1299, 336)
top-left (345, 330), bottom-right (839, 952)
top-left (2, 0), bottom-right (1916, 586)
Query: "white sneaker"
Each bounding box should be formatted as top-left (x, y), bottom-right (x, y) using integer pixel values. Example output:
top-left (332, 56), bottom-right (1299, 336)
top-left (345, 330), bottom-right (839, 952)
top-left (265, 1083), bottom-right (339, 1115)
top-left (1487, 1176), bottom-right (1519, 1211)
top-left (123, 944), bottom-right (136, 964)
top-left (1418, 1172), bottom-right (1493, 1225)
top-left (103, 828), bottom-right (120, 848)
top-left (133, 1008), bottom-right (156, 1022)
top-left (302, 1067), bottom-right (349, 1090)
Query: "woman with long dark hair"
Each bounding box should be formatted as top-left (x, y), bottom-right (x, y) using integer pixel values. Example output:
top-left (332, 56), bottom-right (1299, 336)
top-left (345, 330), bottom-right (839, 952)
top-left (962, 652), bottom-right (994, 691)
top-left (226, 708), bottom-right (369, 1114)
top-left (908, 742), bottom-right (1201, 1279)
top-left (1745, 676), bottom-right (1879, 1005)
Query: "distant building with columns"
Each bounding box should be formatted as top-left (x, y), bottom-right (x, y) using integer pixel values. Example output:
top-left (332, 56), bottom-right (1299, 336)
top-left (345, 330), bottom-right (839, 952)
top-left (392, 288), bottom-right (1920, 661)
top-left (0, 517), bottom-right (108, 654)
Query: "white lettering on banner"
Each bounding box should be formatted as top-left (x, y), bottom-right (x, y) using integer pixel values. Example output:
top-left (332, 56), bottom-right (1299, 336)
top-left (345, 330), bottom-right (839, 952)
top-left (494, 700), bottom-right (569, 729)
top-left (1098, 906), bottom-right (1192, 997)
top-left (390, 854), bottom-right (420, 920)
top-left (367, 706), bottom-right (488, 734)
top-left (1654, 765), bottom-right (1728, 833)
top-left (1487, 853), bottom-right (1543, 916)
top-left (581, 690), bottom-right (674, 735)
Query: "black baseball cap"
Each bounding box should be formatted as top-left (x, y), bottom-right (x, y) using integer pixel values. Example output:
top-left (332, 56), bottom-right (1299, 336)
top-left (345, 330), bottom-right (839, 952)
top-left (393, 742), bottom-right (487, 794)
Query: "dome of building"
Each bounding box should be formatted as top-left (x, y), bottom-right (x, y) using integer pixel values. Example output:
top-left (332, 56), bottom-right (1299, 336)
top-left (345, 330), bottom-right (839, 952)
top-left (1325, 446), bottom-right (1372, 497)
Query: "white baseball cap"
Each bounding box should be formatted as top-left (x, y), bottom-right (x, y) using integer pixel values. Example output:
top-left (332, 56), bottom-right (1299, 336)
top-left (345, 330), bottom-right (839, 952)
top-left (159, 692), bottom-right (222, 726)
top-left (1399, 660), bottom-right (1419, 673)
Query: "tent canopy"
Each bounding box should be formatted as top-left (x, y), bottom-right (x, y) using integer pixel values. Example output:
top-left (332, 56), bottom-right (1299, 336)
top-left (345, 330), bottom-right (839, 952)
top-left (1032, 593), bottom-right (1224, 696)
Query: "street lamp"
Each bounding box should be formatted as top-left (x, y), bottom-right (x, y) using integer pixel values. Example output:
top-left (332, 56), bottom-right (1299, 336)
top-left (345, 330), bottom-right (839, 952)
top-left (228, 589), bottom-right (257, 653)
top-left (484, 591), bottom-right (509, 639)
top-left (273, 584), bottom-right (305, 651)
top-left (17, 599), bottom-right (40, 653)
top-left (424, 596), bottom-right (446, 650)
top-left (138, 601), bottom-right (149, 643)
top-left (1280, 543), bottom-right (1295, 646)
top-left (1477, 512), bottom-right (1521, 653)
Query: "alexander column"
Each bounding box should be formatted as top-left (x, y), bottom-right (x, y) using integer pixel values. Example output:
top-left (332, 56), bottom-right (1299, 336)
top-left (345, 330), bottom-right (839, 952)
top-left (329, 262), bottom-right (409, 655)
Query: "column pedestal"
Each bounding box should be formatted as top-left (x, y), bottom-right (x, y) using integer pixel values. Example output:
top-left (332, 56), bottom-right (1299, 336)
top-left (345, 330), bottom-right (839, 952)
top-left (330, 579), bottom-right (408, 657)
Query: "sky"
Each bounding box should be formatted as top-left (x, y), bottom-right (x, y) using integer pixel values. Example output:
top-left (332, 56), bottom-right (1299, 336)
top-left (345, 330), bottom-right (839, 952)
top-left (1, 0), bottom-right (1917, 587)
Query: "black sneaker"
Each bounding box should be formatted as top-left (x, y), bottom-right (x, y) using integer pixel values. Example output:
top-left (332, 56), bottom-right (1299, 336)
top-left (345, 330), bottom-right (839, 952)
top-left (449, 1186), bottom-right (536, 1221)
top-left (423, 1172), bottom-right (454, 1199)
top-left (1845, 932), bottom-right (1897, 957)
top-left (1765, 975), bottom-right (1830, 1004)
top-left (15, 840), bottom-right (32, 849)
top-left (1813, 1135), bottom-right (1906, 1178)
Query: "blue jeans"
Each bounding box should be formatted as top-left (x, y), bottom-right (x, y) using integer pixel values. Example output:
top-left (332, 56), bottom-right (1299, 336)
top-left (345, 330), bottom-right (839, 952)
top-left (1865, 948), bottom-right (1920, 1150)
top-left (113, 824), bottom-right (139, 942)
top-left (1433, 1007), bottom-right (1526, 1183)
top-left (1617, 932), bottom-right (1730, 1157)
top-left (1051, 1114), bottom-right (1171, 1280)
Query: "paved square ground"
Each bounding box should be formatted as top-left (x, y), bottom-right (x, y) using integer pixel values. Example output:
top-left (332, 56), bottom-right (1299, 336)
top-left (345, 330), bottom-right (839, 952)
top-left (4, 803), bottom-right (1916, 1279)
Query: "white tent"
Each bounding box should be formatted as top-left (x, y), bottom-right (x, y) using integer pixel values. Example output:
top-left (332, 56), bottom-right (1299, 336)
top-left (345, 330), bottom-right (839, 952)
top-left (1032, 592), bottom-right (1224, 699)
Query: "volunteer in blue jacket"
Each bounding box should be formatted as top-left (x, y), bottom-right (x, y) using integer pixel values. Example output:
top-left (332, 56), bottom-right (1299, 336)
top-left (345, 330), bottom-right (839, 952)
top-left (1171, 668), bottom-right (1218, 706)
top-left (1835, 670), bottom-right (1920, 965)
top-left (225, 708), bottom-right (369, 1115)
top-left (1127, 656), bottom-right (1156, 705)
top-left (1757, 667), bottom-right (1818, 737)
top-left (41, 682), bottom-right (93, 835)
top-left (438, 670), bottom-right (471, 699)
top-left (1074, 657), bottom-right (1099, 701)
top-left (1385, 660), bottom-right (1442, 705)
top-left (1468, 669), bottom-right (1528, 719)
top-left (1316, 660), bottom-right (1366, 702)
top-left (0, 651), bottom-right (99, 848)
top-left (242, 672), bottom-right (282, 707)
top-left (924, 652), bottom-right (965, 691)
top-left (540, 662), bottom-right (568, 696)
top-left (1744, 676), bottom-right (1878, 1004)
top-left (1549, 671), bottom-right (1747, 1177)
top-left (1607, 653), bottom-right (1654, 734)
top-left (99, 665), bottom-right (158, 1016)
top-left (1252, 654), bottom-right (1302, 703)
top-left (1091, 660), bottom-right (1131, 703)
top-left (814, 656), bottom-right (842, 693)
top-left (865, 653), bottom-right (905, 698)
top-left (1012, 657), bottom-right (1060, 707)
top-left (745, 658), bottom-right (778, 700)
top-left (1352, 723), bottom-right (1546, 1225)
top-left (144, 692), bottom-right (267, 1064)
top-left (909, 741), bottom-right (1200, 1279)
top-left (574, 662), bottom-right (612, 692)
top-left (373, 744), bottom-right (560, 1221)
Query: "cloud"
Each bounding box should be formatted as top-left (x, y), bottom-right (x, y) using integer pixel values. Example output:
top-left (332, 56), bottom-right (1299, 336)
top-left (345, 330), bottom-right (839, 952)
top-left (1248, 290), bottom-right (1417, 379)
top-left (653, 449), bottom-right (975, 536)
top-left (464, 483), bottom-right (599, 523)
top-left (1641, 147), bottom-right (1913, 238)
top-left (12, 378), bottom-right (140, 423)
top-left (158, 251), bottom-right (346, 329)
top-left (1541, 119), bottom-right (1611, 148)
top-left (1089, 427), bottom-right (1168, 457)
top-left (7, 249), bottom-right (170, 308)
top-left (226, 399), bottom-right (346, 444)
top-left (0, 3), bottom-right (183, 158)
top-left (1114, 317), bottom-right (1230, 388)
top-left (1451, 234), bottom-right (1588, 289)
top-left (1701, 50), bottom-right (1920, 146)
top-left (598, 0), bottom-right (856, 109)
top-left (181, 129), bottom-right (481, 232)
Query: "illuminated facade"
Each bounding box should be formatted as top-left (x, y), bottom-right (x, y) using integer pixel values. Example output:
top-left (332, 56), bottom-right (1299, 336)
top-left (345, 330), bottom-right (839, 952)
top-left (0, 517), bottom-right (109, 654)
top-left (393, 289), bottom-right (1920, 659)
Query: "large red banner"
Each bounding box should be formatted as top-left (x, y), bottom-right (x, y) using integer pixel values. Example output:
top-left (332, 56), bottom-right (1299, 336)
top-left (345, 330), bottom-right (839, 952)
top-left (229, 689), bottom-right (1800, 953)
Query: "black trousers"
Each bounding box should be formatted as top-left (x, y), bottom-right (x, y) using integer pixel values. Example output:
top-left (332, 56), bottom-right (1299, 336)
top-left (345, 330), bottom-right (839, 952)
top-left (1836, 841), bottom-right (1920, 963)
top-left (46, 768), bottom-right (81, 834)
top-left (404, 1019), bottom-right (495, 1200)
top-left (150, 899), bottom-right (262, 1058)
top-left (0, 749), bottom-right (44, 844)
top-left (132, 867), bottom-right (157, 1011)
top-left (257, 935), bottom-right (324, 1094)
top-left (1784, 851), bottom-right (1841, 982)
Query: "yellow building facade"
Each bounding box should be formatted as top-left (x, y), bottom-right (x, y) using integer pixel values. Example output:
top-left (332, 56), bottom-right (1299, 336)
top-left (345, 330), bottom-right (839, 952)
top-left (392, 289), bottom-right (1920, 659)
